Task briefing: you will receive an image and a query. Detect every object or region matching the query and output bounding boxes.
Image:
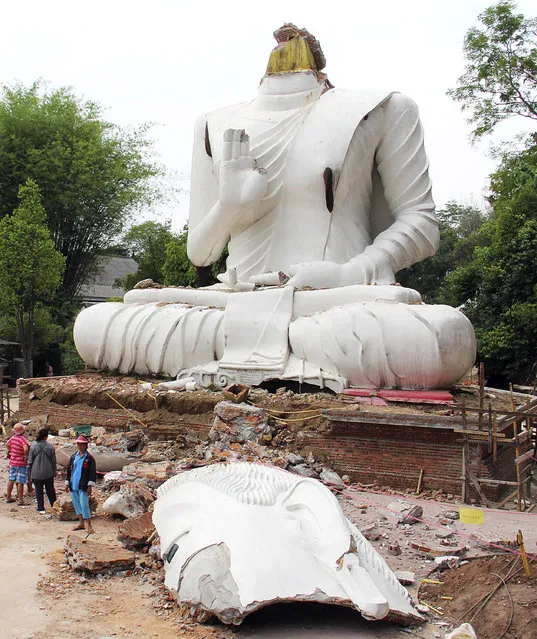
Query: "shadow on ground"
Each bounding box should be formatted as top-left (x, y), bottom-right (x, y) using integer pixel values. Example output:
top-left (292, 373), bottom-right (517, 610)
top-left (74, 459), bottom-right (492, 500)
top-left (233, 603), bottom-right (413, 638)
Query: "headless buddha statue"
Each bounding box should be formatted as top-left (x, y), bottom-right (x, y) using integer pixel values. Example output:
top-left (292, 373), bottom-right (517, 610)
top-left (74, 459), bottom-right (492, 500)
top-left (74, 25), bottom-right (476, 391)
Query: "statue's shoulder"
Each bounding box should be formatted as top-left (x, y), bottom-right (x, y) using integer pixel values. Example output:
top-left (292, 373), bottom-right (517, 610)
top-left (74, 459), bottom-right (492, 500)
top-left (318, 88), bottom-right (396, 116)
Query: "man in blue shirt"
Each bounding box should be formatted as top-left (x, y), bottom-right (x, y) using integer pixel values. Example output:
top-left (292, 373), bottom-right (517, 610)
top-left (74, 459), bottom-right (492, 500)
top-left (65, 435), bottom-right (97, 534)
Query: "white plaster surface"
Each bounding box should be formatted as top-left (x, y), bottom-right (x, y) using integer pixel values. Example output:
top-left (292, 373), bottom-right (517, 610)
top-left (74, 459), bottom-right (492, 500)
top-left (153, 462), bottom-right (421, 625)
top-left (73, 66), bottom-right (476, 389)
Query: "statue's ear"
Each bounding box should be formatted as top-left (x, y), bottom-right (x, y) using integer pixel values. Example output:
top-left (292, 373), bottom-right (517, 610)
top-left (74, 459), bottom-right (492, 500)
top-left (281, 479), bottom-right (351, 556)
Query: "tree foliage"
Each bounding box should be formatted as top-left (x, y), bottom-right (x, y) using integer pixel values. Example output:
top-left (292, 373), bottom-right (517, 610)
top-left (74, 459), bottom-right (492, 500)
top-left (456, 140), bottom-right (537, 382)
top-left (119, 222), bottom-right (228, 290)
top-left (0, 81), bottom-right (162, 301)
top-left (120, 221), bottom-right (176, 290)
top-left (0, 180), bottom-right (65, 375)
top-left (448, 1), bottom-right (537, 138)
top-left (162, 226), bottom-right (197, 287)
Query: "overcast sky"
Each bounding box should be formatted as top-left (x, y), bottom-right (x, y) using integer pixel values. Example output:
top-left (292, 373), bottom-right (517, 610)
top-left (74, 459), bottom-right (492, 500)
top-left (3, 0), bottom-right (536, 230)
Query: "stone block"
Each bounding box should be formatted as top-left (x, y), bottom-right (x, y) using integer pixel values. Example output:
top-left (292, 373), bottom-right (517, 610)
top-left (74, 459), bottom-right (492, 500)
top-left (102, 481), bottom-right (155, 518)
top-left (121, 461), bottom-right (175, 486)
top-left (209, 401), bottom-right (270, 445)
top-left (52, 493), bottom-right (98, 521)
top-left (64, 534), bottom-right (135, 574)
top-left (118, 511), bottom-right (155, 548)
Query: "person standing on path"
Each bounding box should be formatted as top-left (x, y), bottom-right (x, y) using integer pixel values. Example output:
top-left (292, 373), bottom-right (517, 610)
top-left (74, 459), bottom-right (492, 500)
top-left (6, 423), bottom-right (31, 505)
top-left (28, 428), bottom-right (57, 513)
top-left (65, 434), bottom-right (96, 534)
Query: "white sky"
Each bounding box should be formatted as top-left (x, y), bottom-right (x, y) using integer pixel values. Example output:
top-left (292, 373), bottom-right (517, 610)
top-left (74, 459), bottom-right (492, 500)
top-left (2, 0), bottom-right (536, 230)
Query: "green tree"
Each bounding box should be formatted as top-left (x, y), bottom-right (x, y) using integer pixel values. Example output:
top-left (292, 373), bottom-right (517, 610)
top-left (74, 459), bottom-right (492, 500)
top-left (0, 81), bottom-right (162, 303)
top-left (0, 180), bottom-right (65, 375)
top-left (459, 141), bottom-right (537, 381)
top-left (120, 221), bottom-right (175, 290)
top-left (163, 225), bottom-right (228, 287)
top-left (162, 226), bottom-right (197, 287)
top-left (448, 1), bottom-right (537, 139)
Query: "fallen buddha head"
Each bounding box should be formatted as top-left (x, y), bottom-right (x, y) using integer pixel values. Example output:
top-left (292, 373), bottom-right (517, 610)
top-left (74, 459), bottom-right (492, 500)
top-left (152, 462), bottom-right (421, 625)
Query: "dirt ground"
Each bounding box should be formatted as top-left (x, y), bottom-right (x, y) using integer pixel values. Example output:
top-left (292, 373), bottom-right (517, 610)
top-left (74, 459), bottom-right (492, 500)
top-left (2, 376), bottom-right (537, 639)
top-left (420, 555), bottom-right (537, 639)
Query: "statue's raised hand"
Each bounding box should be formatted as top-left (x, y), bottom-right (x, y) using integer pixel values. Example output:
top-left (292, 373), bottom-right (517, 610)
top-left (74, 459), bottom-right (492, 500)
top-left (220, 129), bottom-right (268, 210)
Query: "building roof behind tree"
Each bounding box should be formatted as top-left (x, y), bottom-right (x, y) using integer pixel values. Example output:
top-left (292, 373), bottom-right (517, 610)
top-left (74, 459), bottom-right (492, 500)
top-left (78, 256), bottom-right (138, 305)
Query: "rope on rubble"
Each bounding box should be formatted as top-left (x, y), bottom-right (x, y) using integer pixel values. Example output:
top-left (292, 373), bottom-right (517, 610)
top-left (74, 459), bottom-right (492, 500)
top-left (104, 392), bottom-right (148, 429)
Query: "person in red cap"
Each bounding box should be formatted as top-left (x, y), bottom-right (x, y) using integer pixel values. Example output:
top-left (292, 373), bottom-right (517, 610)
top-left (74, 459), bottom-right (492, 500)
top-left (6, 423), bottom-right (31, 505)
top-left (65, 434), bottom-right (97, 533)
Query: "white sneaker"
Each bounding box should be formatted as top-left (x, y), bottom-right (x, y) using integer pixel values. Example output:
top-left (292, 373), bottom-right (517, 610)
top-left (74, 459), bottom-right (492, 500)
top-left (37, 510), bottom-right (46, 514)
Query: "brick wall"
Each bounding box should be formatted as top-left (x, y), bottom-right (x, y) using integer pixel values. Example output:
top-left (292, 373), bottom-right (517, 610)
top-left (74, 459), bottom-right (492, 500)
top-left (302, 419), bottom-right (523, 500)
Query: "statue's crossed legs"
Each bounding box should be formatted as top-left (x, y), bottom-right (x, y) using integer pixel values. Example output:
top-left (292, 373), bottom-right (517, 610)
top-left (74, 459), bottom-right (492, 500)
top-left (74, 285), bottom-right (475, 391)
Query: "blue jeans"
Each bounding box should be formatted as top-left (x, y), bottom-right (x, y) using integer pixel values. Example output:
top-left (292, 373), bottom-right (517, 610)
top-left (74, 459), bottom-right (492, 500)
top-left (70, 489), bottom-right (91, 520)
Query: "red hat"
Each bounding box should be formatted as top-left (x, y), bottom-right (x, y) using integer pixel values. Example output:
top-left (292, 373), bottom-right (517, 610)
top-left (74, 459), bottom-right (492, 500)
top-left (75, 434), bottom-right (89, 444)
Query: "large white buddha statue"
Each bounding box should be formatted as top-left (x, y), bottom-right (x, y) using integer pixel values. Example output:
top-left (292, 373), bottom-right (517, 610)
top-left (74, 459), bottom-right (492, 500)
top-left (74, 24), bottom-right (476, 392)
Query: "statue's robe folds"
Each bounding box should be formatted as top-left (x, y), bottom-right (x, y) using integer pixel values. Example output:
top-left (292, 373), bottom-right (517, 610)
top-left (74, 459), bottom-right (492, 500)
top-left (74, 85), bottom-right (476, 390)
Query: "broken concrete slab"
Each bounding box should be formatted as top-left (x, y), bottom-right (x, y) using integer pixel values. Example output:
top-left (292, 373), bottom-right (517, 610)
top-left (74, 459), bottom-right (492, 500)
top-left (121, 461), bottom-right (175, 487)
top-left (394, 571), bottom-right (415, 586)
top-left (400, 505), bottom-right (423, 525)
top-left (209, 401), bottom-right (271, 446)
top-left (52, 493), bottom-right (98, 521)
top-left (64, 535), bottom-right (135, 574)
top-left (102, 481), bottom-right (155, 518)
top-left (118, 511), bottom-right (155, 548)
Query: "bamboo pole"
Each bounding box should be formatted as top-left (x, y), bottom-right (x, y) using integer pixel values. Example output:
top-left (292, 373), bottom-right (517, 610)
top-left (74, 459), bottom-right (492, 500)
top-left (510, 386), bottom-right (523, 511)
top-left (478, 363), bottom-right (485, 430)
top-left (493, 413), bottom-right (498, 464)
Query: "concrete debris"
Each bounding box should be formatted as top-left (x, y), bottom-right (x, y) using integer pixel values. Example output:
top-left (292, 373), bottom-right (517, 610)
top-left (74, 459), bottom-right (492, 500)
top-left (394, 571), bottom-right (415, 585)
top-left (118, 511), bottom-right (155, 548)
top-left (469, 531), bottom-right (518, 551)
top-left (439, 510), bottom-right (460, 520)
top-left (360, 523), bottom-right (381, 541)
top-left (446, 623), bottom-right (477, 639)
top-left (291, 463), bottom-right (319, 478)
top-left (435, 528), bottom-right (454, 539)
top-left (52, 493), bottom-right (98, 521)
top-left (120, 461), bottom-right (175, 487)
top-left (64, 535), bottom-right (135, 574)
top-left (319, 468), bottom-right (344, 486)
top-left (400, 505), bottom-right (423, 525)
top-left (102, 482), bottom-right (155, 518)
top-left (434, 556), bottom-right (461, 570)
top-left (209, 401), bottom-right (271, 445)
top-left (388, 542), bottom-right (402, 556)
top-left (140, 441), bottom-right (177, 463)
top-left (386, 501), bottom-right (423, 525)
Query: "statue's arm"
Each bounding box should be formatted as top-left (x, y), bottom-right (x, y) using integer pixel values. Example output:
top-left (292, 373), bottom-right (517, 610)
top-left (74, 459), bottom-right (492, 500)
top-left (286, 94), bottom-right (439, 289)
top-left (356, 93), bottom-right (439, 278)
top-left (187, 116), bottom-right (228, 267)
top-left (187, 119), bottom-right (268, 267)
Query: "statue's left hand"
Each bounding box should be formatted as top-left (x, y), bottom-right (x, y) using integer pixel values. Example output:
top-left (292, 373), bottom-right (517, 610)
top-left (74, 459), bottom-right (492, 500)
top-left (287, 261), bottom-right (348, 289)
top-left (287, 256), bottom-right (395, 289)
